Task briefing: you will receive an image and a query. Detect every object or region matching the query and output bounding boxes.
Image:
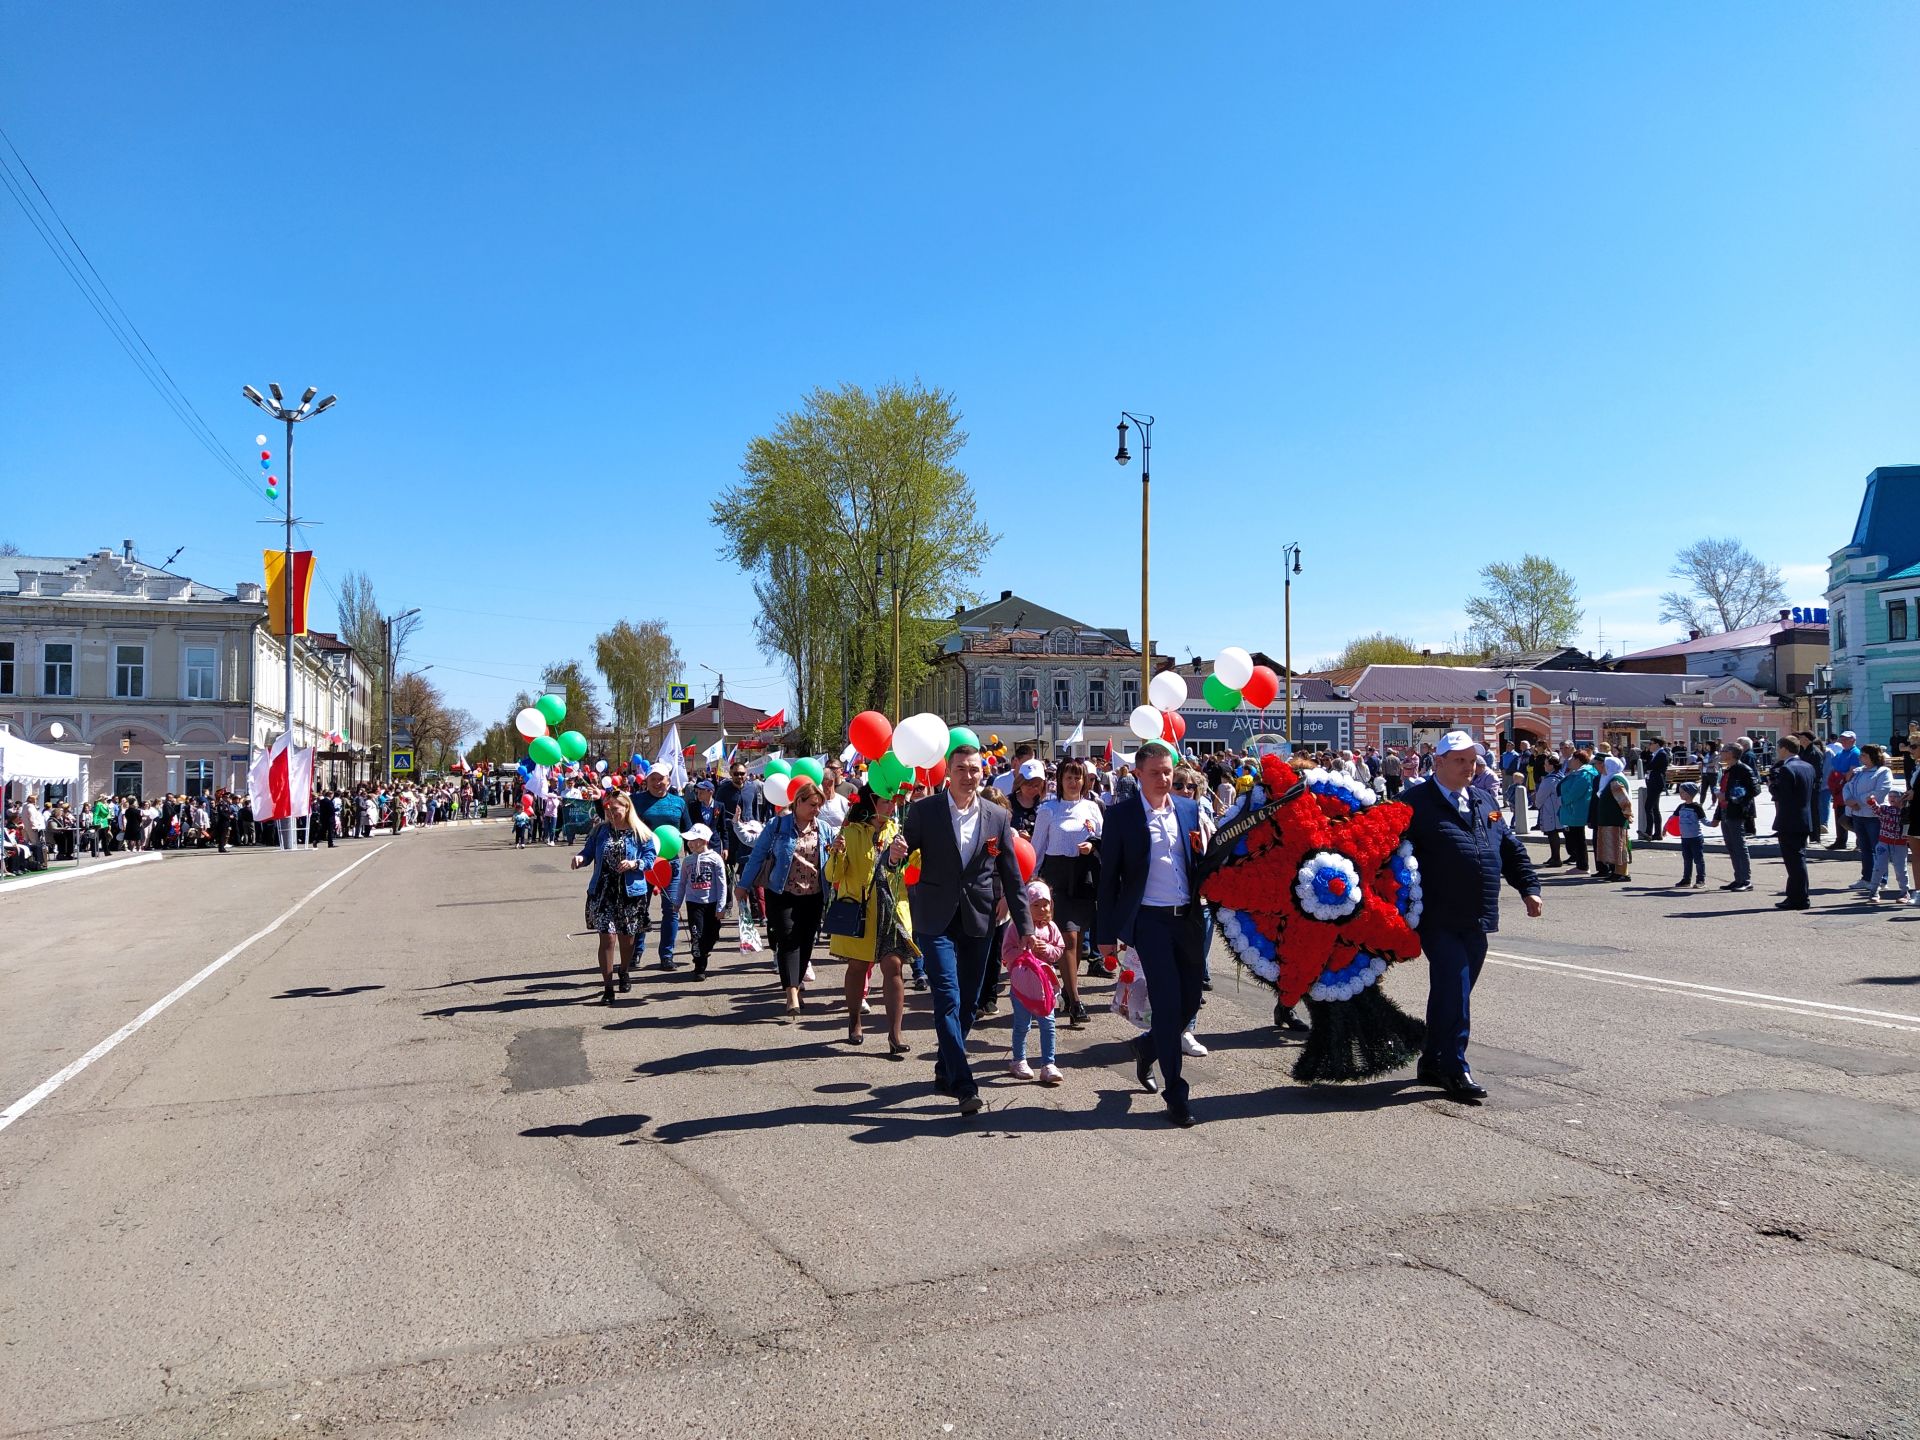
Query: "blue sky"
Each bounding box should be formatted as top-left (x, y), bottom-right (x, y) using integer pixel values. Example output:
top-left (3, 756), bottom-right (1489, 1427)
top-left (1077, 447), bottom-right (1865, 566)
top-left (3, 2), bottom-right (1915, 728)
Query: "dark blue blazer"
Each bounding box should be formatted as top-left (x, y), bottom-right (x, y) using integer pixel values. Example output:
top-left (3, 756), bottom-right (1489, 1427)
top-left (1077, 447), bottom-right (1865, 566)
top-left (1400, 779), bottom-right (1538, 935)
top-left (1095, 792), bottom-right (1204, 948)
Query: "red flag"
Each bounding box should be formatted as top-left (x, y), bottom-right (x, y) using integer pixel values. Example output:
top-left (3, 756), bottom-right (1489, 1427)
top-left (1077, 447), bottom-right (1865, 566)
top-left (754, 708), bottom-right (786, 733)
top-left (262, 550), bottom-right (316, 637)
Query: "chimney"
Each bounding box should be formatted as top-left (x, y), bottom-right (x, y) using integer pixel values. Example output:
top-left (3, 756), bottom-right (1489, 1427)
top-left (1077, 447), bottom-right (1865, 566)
top-left (1000, 589), bottom-right (1013, 601)
top-left (1779, 609), bottom-right (1791, 623)
top-left (1421, 648), bottom-right (1432, 659)
top-left (1688, 629), bottom-right (1701, 641)
top-left (123, 539), bottom-right (134, 562)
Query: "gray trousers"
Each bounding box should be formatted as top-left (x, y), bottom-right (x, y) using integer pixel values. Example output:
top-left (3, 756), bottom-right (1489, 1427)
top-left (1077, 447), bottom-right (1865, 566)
top-left (1723, 820), bottom-right (1751, 885)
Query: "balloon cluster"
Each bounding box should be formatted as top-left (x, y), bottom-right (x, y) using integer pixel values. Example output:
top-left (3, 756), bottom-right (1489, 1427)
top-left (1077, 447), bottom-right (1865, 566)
top-left (1127, 666), bottom-right (1196, 746)
top-left (1202, 646), bottom-right (1282, 713)
top-left (846, 710), bottom-right (966, 801)
top-left (515, 693), bottom-right (587, 769)
top-left (257, 435), bottom-right (278, 501)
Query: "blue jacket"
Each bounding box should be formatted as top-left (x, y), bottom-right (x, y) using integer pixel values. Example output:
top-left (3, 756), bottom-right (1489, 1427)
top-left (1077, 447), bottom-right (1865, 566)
top-left (577, 823), bottom-right (659, 898)
top-left (1400, 779), bottom-right (1538, 935)
top-left (1556, 764), bottom-right (1596, 826)
top-left (737, 811), bottom-right (838, 895)
top-left (1095, 792), bottom-right (1205, 948)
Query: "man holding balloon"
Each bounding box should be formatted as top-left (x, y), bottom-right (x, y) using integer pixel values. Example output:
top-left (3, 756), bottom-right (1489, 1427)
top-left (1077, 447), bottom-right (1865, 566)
top-left (633, 767), bottom-right (695, 970)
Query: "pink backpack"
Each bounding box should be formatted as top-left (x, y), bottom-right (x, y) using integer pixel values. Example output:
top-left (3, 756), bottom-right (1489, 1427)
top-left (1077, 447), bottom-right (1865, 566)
top-left (1006, 943), bottom-right (1058, 1019)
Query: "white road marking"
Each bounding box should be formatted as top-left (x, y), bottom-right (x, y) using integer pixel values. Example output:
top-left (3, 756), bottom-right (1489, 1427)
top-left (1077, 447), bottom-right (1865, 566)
top-left (1486, 950), bottom-right (1920, 1033)
top-left (0, 844), bottom-right (390, 1134)
top-left (0, 851), bottom-right (163, 896)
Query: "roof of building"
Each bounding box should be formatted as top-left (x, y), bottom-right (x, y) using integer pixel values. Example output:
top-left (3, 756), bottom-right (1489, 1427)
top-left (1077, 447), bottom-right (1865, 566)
top-left (1, 550), bottom-right (238, 604)
top-left (1479, 646), bottom-right (1602, 671)
top-left (1336, 664), bottom-right (1769, 708)
top-left (1616, 615), bottom-right (1827, 662)
top-left (948, 591), bottom-right (1134, 650)
top-left (1846, 465), bottom-right (1920, 576)
top-left (1884, 559), bottom-right (1920, 582)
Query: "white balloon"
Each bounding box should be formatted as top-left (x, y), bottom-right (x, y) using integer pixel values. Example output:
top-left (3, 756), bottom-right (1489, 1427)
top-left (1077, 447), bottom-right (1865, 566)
top-left (1215, 646), bottom-right (1255, 690)
top-left (255, 434), bottom-right (267, 446)
top-left (762, 772), bottom-right (791, 808)
top-left (1129, 704), bottom-right (1165, 741)
top-left (515, 706), bottom-right (548, 739)
top-left (892, 712), bottom-right (951, 769)
top-left (1148, 669), bottom-right (1188, 713)
top-left (595, 759), bottom-right (608, 773)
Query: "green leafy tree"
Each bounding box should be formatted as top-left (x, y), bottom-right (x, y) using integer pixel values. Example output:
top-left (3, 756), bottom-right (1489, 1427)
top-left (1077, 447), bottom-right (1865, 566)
top-left (1465, 555), bottom-right (1583, 654)
top-left (1658, 537), bottom-right (1787, 635)
top-left (539, 661), bottom-right (603, 737)
top-left (593, 619), bottom-right (681, 758)
top-left (712, 381), bottom-right (996, 748)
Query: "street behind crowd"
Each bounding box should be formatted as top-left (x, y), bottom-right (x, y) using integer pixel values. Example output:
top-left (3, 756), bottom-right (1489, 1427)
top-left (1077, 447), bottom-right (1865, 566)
top-left (1, 819), bottom-right (1916, 1439)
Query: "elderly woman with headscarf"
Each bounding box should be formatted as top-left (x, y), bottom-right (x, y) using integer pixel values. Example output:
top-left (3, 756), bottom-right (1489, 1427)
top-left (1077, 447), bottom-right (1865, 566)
top-left (1592, 754), bottom-right (1634, 881)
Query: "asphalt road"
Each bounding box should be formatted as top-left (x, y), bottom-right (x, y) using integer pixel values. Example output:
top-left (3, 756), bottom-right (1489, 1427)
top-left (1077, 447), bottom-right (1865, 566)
top-left (2, 821), bottom-right (1916, 1439)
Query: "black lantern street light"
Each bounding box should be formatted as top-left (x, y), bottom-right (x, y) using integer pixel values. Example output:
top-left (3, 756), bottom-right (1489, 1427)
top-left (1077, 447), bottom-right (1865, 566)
top-left (1504, 668), bottom-right (1521, 747)
top-left (1282, 543), bottom-right (1303, 744)
top-left (1114, 413), bottom-right (1154, 698)
top-left (1565, 687), bottom-right (1582, 749)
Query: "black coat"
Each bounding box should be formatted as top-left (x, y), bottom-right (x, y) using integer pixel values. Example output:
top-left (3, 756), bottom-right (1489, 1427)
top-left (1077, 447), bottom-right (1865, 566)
top-left (1400, 779), bottom-right (1539, 935)
top-left (901, 793), bottom-right (1032, 940)
top-left (1769, 756), bottom-right (1816, 837)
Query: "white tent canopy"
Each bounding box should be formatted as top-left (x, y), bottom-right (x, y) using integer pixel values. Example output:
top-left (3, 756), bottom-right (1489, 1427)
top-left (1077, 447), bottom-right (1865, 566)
top-left (0, 731), bottom-right (82, 786)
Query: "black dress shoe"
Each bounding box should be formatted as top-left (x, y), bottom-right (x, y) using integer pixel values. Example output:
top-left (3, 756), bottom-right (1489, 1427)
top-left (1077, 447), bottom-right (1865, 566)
top-left (1441, 1072), bottom-right (1488, 1103)
top-left (1416, 1059), bottom-right (1448, 1088)
top-left (1166, 1107), bottom-right (1196, 1128)
top-left (957, 1093), bottom-right (983, 1117)
top-left (1775, 899), bottom-right (1810, 910)
top-left (1135, 1053), bottom-right (1160, 1093)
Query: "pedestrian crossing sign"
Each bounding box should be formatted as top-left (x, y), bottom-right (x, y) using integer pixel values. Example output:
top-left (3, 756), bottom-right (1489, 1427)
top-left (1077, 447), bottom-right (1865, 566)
top-left (391, 749), bottom-right (415, 774)
top-left (669, 683), bottom-right (689, 703)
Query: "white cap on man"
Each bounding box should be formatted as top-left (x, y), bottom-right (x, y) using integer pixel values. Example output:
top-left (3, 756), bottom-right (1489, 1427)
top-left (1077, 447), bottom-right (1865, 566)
top-left (1434, 729), bottom-right (1485, 758)
top-left (1840, 729), bottom-right (1857, 740)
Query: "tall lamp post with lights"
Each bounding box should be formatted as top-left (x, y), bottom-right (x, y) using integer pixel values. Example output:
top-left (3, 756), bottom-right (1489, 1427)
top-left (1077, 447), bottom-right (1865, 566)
top-left (243, 383), bottom-right (337, 847)
top-left (1504, 667), bottom-right (1520, 747)
top-left (1113, 413), bottom-right (1154, 697)
top-left (1281, 542), bottom-right (1303, 745)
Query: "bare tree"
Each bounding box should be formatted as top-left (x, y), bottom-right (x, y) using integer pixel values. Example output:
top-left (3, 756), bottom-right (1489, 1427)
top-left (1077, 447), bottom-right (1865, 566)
top-left (1465, 555), bottom-right (1583, 654)
top-left (0, 542), bottom-right (20, 556)
top-left (1658, 538), bottom-right (1787, 635)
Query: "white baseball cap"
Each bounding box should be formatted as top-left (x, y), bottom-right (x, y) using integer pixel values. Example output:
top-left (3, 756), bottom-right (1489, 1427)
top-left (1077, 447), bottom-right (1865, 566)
top-left (687, 823), bottom-right (713, 842)
top-left (1840, 729), bottom-right (1857, 739)
top-left (1434, 729), bottom-right (1485, 757)
top-left (1017, 759), bottom-right (1046, 781)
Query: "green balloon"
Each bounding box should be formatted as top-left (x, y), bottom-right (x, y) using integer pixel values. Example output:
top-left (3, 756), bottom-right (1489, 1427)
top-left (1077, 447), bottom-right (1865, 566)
top-left (764, 758), bottom-right (792, 778)
top-left (536, 693), bottom-right (567, 726)
top-left (528, 735), bottom-right (563, 766)
top-left (653, 824), bottom-right (684, 861)
top-left (791, 757), bottom-right (825, 785)
top-left (946, 725), bottom-right (981, 756)
top-left (869, 751), bottom-right (913, 794)
top-left (1203, 674), bottom-right (1243, 712)
top-left (557, 730), bottom-right (589, 762)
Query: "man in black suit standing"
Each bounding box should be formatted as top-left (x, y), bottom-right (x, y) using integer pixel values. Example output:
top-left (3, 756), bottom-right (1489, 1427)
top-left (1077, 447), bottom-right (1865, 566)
top-left (891, 743), bottom-right (1033, 1116)
top-left (1399, 730), bottom-right (1543, 1104)
top-left (1095, 740), bottom-right (1209, 1127)
top-left (1769, 736), bottom-right (1817, 910)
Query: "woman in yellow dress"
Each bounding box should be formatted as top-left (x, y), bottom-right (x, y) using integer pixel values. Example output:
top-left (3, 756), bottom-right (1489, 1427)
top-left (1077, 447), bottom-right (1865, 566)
top-left (825, 784), bottom-right (919, 1056)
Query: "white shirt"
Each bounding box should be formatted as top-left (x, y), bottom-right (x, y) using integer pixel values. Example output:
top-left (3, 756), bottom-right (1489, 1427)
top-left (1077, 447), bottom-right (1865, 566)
top-left (948, 790), bottom-right (983, 867)
top-left (819, 792), bottom-right (848, 827)
top-left (1439, 785), bottom-right (1470, 817)
top-left (1140, 796), bottom-right (1190, 906)
top-left (1031, 797), bottom-right (1103, 858)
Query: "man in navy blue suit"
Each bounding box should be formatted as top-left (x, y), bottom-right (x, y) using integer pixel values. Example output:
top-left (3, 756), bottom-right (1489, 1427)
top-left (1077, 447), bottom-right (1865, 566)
top-left (1096, 740), bottom-right (1208, 1127)
top-left (1400, 730), bottom-right (1543, 1104)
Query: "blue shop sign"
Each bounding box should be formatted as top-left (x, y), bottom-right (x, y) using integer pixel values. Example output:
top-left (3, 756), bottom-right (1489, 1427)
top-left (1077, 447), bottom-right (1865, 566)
top-left (1789, 605), bottom-right (1829, 625)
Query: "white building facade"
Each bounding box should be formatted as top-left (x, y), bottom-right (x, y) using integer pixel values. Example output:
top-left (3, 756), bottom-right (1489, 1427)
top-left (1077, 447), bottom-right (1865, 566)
top-left (0, 548), bottom-right (352, 801)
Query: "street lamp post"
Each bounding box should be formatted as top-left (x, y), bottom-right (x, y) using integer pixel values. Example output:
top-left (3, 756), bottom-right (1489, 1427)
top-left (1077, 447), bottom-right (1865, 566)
top-left (243, 382), bottom-right (337, 849)
top-left (1504, 667), bottom-right (1520, 748)
top-left (1565, 687), bottom-right (1582, 749)
top-left (1114, 413), bottom-right (1154, 699)
top-left (1281, 542), bottom-right (1303, 746)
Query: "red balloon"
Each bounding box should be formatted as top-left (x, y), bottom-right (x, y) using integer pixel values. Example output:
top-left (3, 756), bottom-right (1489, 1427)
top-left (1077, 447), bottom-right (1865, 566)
top-left (914, 758), bottom-right (947, 790)
top-left (849, 710), bottom-right (893, 761)
top-left (648, 859), bottom-right (673, 887)
top-left (1012, 832), bottom-right (1037, 883)
top-left (903, 862), bottom-right (922, 886)
top-left (1241, 665), bottom-right (1281, 709)
top-left (521, 795), bottom-right (533, 812)
top-left (1160, 711), bottom-right (1187, 743)
top-left (260, 451), bottom-right (271, 461)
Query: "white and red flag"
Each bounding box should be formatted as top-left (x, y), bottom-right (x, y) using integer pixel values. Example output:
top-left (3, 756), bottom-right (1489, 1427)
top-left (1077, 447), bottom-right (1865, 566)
top-left (249, 734), bottom-right (315, 821)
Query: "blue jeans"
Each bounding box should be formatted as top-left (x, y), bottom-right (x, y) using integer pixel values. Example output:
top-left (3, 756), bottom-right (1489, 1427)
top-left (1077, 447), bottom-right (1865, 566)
top-left (916, 918), bottom-right (993, 1099)
top-left (1871, 841), bottom-right (1910, 893)
top-left (1857, 817), bottom-right (1879, 881)
top-left (1680, 836), bottom-right (1706, 884)
top-left (1723, 817), bottom-right (1751, 884)
top-left (1010, 1003), bottom-right (1056, 1065)
top-left (1421, 926), bottom-right (1488, 1077)
top-left (1127, 906), bottom-right (1205, 1112)
top-left (650, 860), bottom-right (681, 963)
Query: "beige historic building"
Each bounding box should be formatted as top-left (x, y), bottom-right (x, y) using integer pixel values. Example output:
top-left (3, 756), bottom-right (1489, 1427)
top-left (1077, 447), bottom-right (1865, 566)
top-left (0, 547), bottom-right (368, 800)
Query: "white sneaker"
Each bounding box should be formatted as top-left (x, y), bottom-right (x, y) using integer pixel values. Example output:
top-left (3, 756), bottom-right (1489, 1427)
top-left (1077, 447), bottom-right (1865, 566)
top-left (1038, 1063), bottom-right (1063, 1085)
top-left (1180, 1032), bottom-right (1208, 1058)
top-left (1008, 1059), bottom-right (1035, 1081)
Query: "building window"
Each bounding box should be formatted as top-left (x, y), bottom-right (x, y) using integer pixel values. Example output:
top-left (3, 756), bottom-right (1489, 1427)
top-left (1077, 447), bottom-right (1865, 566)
top-left (185, 644), bottom-right (218, 701)
top-left (183, 759), bottom-right (214, 799)
top-left (1087, 677), bottom-right (1107, 714)
top-left (1890, 601), bottom-right (1910, 643)
top-left (1688, 728), bottom-right (1722, 754)
top-left (0, 639), bottom-right (13, 694)
top-left (112, 760), bottom-right (143, 797)
top-left (1049, 628), bottom-right (1073, 655)
top-left (115, 644), bottom-right (146, 699)
top-left (1016, 673), bottom-right (1038, 713)
top-left (1834, 609), bottom-right (1847, 654)
top-left (1053, 676), bottom-right (1072, 713)
top-left (1892, 693), bottom-right (1920, 740)
top-left (1380, 724), bottom-right (1412, 749)
top-left (1746, 728), bottom-right (1778, 755)
top-left (43, 642), bottom-right (74, 697)
top-left (979, 673), bottom-right (1002, 714)
top-left (1121, 675), bottom-right (1139, 713)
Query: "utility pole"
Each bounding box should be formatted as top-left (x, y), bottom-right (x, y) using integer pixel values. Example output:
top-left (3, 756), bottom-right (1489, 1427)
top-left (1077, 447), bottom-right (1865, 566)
top-left (384, 607), bottom-right (420, 786)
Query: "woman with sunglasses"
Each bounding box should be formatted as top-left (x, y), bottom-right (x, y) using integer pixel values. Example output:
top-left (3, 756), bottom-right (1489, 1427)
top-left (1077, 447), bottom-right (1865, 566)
top-left (1031, 758), bottom-right (1104, 1026)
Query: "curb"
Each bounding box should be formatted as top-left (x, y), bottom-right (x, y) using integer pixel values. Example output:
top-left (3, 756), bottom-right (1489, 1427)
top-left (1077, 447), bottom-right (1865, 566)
top-left (0, 851), bottom-right (165, 897)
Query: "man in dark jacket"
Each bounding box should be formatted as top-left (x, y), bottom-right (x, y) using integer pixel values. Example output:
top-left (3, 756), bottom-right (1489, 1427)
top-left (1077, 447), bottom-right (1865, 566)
top-left (1645, 741), bottom-right (1672, 837)
top-left (892, 744), bottom-right (1033, 1116)
top-left (1400, 730), bottom-right (1543, 1104)
top-left (1769, 736), bottom-right (1817, 910)
top-left (1711, 742), bottom-right (1756, 891)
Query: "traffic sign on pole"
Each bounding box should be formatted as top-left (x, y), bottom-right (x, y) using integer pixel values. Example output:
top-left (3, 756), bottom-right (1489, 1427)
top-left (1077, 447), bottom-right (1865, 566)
top-left (391, 749), bottom-right (415, 775)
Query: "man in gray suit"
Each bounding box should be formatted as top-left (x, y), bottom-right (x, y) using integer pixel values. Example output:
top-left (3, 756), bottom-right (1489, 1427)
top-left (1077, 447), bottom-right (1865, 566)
top-left (890, 743), bottom-right (1033, 1115)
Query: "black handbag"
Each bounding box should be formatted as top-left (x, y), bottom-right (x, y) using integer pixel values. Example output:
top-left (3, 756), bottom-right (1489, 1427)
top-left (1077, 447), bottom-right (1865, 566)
top-left (821, 832), bottom-right (873, 939)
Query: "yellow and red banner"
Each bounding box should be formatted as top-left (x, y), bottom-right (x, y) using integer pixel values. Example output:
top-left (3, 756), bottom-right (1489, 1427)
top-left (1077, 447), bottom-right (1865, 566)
top-left (262, 550), bottom-right (316, 637)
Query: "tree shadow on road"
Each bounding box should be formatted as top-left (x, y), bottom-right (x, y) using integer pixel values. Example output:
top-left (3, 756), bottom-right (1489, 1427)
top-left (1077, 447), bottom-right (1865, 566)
top-left (274, 984), bottom-right (386, 999)
top-left (520, 1113), bottom-right (652, 1144)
